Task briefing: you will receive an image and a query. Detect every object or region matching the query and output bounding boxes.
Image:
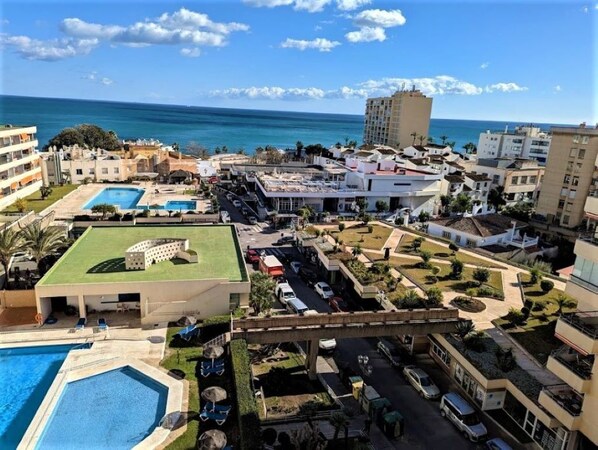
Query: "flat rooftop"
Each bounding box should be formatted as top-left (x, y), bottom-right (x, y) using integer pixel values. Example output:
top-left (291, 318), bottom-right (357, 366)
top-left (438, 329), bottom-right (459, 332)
top-left (39, 225), bottom-right (246, 286)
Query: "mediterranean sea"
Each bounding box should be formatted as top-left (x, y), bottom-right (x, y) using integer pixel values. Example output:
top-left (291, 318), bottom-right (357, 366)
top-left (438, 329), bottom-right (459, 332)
top-left (0, 95), bottom-right (568, 154)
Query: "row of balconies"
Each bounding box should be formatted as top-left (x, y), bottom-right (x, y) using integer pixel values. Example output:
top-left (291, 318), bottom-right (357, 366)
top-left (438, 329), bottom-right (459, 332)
top-left (0, 134), bottom-right (35, 148)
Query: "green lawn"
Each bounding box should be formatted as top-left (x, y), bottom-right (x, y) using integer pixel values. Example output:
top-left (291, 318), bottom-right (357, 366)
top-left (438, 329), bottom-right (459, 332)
top-left (330, 224), bottom-right (392, 250)
top-left (3, 184), bottom-right (78, 213)
top-left (396, 234), bottom-right (503, 268)
top-left (39, 225), bottom-right (246, 285)
top-left (161, 328), bottom-right (201, 450)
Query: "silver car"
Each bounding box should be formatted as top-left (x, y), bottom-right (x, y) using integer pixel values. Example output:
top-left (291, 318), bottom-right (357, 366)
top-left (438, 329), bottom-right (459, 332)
top-left (403, 366), bottom-right (440, 400)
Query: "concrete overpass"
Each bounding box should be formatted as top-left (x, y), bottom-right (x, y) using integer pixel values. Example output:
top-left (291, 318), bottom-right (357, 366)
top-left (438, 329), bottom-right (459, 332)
top-left (231, 308), bottom-right (465, 379)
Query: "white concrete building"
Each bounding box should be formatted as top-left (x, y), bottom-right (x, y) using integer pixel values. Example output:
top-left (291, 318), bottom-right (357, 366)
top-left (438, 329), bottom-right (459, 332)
top-left (477, 125), bottom-right (551, 165)
top-left (0, 125), bottom-right (43, 210)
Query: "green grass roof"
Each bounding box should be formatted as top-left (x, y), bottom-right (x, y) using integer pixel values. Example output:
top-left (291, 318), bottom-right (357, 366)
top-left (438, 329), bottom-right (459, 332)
top-left (39, 225), bottom-right (246, 286)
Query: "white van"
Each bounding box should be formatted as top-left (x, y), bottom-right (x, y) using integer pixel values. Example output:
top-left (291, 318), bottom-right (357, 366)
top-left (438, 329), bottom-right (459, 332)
top-left (275, 283), bottom-right (296, 305)
top-left (440, 393), bottom-right (487, 442)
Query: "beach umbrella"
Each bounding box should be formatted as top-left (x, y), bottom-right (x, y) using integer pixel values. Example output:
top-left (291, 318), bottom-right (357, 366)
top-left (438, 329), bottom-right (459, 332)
top-left (201, 386), bottom-right (227, 404)
top-left (198, 429), bottom-right (227, 450)
top-left (203, 345), bottom-right (224, 361)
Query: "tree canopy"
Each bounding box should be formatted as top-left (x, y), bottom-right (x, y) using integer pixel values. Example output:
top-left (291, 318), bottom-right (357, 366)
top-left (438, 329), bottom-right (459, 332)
top-left (45, 124), bottom-right (120, 151)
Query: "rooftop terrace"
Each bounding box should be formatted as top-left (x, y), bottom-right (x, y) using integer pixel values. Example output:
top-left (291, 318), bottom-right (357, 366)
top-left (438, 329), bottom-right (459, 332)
top-left (39, 225), bottom-right (246, 286)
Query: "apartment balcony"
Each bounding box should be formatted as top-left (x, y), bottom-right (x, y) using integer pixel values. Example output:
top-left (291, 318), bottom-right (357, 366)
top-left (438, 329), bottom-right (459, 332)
top-left (538, 385), bottom-right (584, 430)
top-left (504, 233), bottom-right (539, 249)
top-left (546, 346), bottom-right (594, 393)
top-left (585, 192), bottom-right (598, 217)
top-left (555, 312), bottom-right (598, 356)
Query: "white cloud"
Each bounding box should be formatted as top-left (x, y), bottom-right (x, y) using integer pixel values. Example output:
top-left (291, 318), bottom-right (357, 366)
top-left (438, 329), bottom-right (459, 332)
top-left (345, 26), bottom-right (385, 42)
top-left (480, 62), bottom-right (489, 69)
top-left (101, 77), bottom-right (113, 85)
top-left (485, 82), bottom-right (528, 93)
top-left (314, 25), bottom-right (322, 31)
top-left (554, 85), bottom-right (562, 92)
top-left (353, 9), bottom-right (406, 28)
top-left (336, 0), bottom-right (371, 11)
top-left (83, 71), bottom-right (97, 81)
top-left (211, 86), bottom-right (327, 100)
top-left (180, 47), bottom-right (201, 57)
top-left (360, 76), bottom-right (484, 96)
top-left (281, 37), bottom-right (340, 52)
top-left (82, 71), bottom-right (113, 86)
top-left (0, 34), bottom-right (98, 61)
top-left (243, 0), bottom-right (332, 12)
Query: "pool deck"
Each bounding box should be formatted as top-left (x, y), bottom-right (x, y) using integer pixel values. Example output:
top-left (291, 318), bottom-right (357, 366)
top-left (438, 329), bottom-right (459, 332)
top-left (40, 183), bottom-right (212, 220)
top-left (2, 320), bottom-right (186, 450)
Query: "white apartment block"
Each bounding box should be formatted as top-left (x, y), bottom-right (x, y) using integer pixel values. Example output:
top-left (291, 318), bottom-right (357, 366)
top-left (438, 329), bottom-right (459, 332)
top-left (477, 125), bottom-right (551, 164)
top-left (363, 89), bottom-right (432, 149)
top-left (0, 125), bottom-right (43, 210)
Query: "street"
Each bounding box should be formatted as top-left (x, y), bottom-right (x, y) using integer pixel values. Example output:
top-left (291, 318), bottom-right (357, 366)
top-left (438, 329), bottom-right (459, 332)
top-left (220, 195), bottom-right (483, 450)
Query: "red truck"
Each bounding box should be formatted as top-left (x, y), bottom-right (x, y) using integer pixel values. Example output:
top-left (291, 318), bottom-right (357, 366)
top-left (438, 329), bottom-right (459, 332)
top-left (258, 255), bottom-right (285, 278)
top-left (245, 249), bottom-right (260, 264)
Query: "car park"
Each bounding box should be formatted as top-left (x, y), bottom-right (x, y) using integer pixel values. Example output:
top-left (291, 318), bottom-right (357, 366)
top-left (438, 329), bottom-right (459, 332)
top-left (440, 392), bottom-right (487, 442)
top-left (402, 366), bottom-right (440, 400)
top-left (290, 261), bottom-right (302, 273)
top-left (329, 296), bottom-right (349, 312)
top-left (485, 438), bottom-right (513, 450)
top-left (298, 267), bottom-right (317, 287)
top-left (248, 216), bottom-right (258, 225)
top-left (232, 199), bottom-right (242, 208)
top-left (275, 283), bottom-right (296, 305)
top-left (314, 281), bottom-right (334, 300)
top-left (376, 338), bottom-right (404, 369)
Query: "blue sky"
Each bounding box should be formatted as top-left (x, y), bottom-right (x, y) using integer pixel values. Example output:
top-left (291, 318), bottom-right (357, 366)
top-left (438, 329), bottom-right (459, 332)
top-left (1, 0), bottom-right (596, 123)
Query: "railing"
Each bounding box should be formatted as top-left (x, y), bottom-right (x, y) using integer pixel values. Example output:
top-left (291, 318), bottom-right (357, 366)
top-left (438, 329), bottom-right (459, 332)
top-left (578, 231), bottom-right (598, 246)
top-left (541, 385), bottom-right (583, 416)
top-left (569, 274), bottom-right (598, 294)
top-left (560, 312), bottom-right (598, 339)
top-left (551, 347), bottom-right (593, 380)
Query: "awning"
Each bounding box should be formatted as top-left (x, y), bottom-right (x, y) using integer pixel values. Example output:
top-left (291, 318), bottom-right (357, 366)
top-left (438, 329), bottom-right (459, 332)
top-left (20, 133), bottom-right (29, 141)
top-left (270, 269), bottom-right (284, 277)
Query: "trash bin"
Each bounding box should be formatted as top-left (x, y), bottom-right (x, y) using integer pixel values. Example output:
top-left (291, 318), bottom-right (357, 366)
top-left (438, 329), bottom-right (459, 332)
top-left (382, 410), bottom-right (404, 439)
top-left (349, 376), bottom-right (364, 400)
top-left (369, 397), bottom-right (391, 422)
top-left (359, 385), bottom-right (380, 414)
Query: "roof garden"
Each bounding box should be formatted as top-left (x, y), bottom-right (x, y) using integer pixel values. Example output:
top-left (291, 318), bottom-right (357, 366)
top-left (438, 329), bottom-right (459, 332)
top-left (39, 225), bottom-right (246, 286)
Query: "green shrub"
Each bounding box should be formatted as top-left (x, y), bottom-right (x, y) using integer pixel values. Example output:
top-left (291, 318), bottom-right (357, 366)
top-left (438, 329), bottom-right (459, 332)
top-left (231, 339), bottom-right (261, 450)
top-left (477, 286), bottom-right (495, 297)
top-left (465, 288), bottom-right (477, 297)
top-left (521, 307), bottom-right (531, 320)
top-left (531, 302), bottom-right (546, 312)
top-left (506, 307), bottom-right (525, 326)
top-left (367, 224), bottom-right (373, 233)
top-left (338, 223), bottom-right (345, 232)
top-left (540, 280), bottom-right (554, 293)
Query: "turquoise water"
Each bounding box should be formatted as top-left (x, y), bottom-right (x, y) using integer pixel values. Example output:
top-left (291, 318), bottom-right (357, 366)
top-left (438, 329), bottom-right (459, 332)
top-left (37, 366), bottom-right (168, 450)
top-left (141, 200), bottom-right (197, 210)
top-left (0, 95), bottom-right (568, 154)
top-left (0, 344), bottom-right (79, 449)
top-left (84, 187), bottom-right (145, 210)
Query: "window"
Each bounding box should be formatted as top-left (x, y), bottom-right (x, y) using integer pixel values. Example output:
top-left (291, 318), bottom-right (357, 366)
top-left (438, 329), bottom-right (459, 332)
top-left (563, 215), bottom-right (570, 225)
top-left (89, 169), bottom-right (95, 175)
top-left (511, 176), bottom-right (518, 184)
top-left (566, 161), bottom-right (573, 171)
top-left (529, 176), bottom-right (537, 184)
top-left (484, 182), bottom-right (488, 187)
top-left (563, 175), bottom-right (571, 184)
top-left (442, 231), bottom-right (451, 239)
top-left (476, 183), bottom-right (480, 190)
top-left (573, 135), bottom-right (580, 144)
top-left (229, 293), bottom-right (240, 310)
top-left (569, 148), bottom-right (577, 157)
top-left (558, 199), bottom-right (565, 209)
top-left (431, 341), bottom-right (451, 366)
top-left (560, 188), bottom-right (568, 197)
top-left (493, 175), bottom-right (500, 184)
top-left (569, 190), bottom-right (576, 199)
top-left (572, 176), bottom-right (579, 186)
top-left (102, 168), bottom-right (108, 174)
top-left (520, 176), bottom-right (528, 184)
top-left (576, 163), bottom-right (583, 172)
top-left (76, 169), bottom-right (83, 175)
top-left (466, 238), bottom-right (476, 247)
top-left (565, 203), bottom-right (572, 212)
top-left (581, 136), bottom-right (590, 144)
top-left (578, 149), bottom-right (586, 159)
top-left (114, 167), bottom-right (119, 174)
top-left (455, 235), bottom-right (461, 244)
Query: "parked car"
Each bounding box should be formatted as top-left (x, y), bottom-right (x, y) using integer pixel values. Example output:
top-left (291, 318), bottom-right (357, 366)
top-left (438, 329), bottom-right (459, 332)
top-left (299, 267), bottom-right (317, 287)
top-left (314, 281), bottom-right (334, 300)
top-left (329, 296), bottom-right (349, 312)
top-left (248, 216), bottom-right (258, 225)
top-left (226, 193), bottom-right (234, 201)
top-left (402, 366), bottom-right (440, 400)
top-left (376, 338), bottom-right (404, 369)
top-left (440, 392), bottom-right (488, 442)
top-left (241, 207), bottom-right (249, 216)
top-left (232, 199), bottom-right (242, 208)
top-left (286, 298), bottom-right (309, 315)
top-left (273, 236), bottom-right (295, 246)
top-left (245, 249), bottom-right (260, 264)
top-left (319, 338), bottom-right (337, 353)
top-left (486, 438), bottom-right (513, 450)
top-left (290, 261), bottom-right (302, 273)
top-left (275, 283), bottom-right (296, 305)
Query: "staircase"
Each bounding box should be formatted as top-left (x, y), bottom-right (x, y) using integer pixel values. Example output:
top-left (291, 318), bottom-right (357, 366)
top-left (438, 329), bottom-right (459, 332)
top-left (204, 332), bottom-right (231, 348)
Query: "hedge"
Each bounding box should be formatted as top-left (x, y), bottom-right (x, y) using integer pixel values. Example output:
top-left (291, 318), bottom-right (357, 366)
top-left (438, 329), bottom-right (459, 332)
top-left (230, 339), bottom-right (261, 450)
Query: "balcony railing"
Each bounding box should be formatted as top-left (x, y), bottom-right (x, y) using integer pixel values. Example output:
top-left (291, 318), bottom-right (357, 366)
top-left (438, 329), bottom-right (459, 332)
top-left (578, 231), bottom-right (598, 246)
top-left (569, 274), bottom-right (598, 294)
top-left (551, 346), bottom-right (594, 380)
top-left (541, 385), bottom-right (584, 416)
top-left (560, 311), bottom-right (598, 339)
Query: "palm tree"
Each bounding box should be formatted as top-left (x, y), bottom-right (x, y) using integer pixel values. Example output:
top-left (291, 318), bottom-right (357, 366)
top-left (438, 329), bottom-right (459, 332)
top-left (555, 294), bottom-right (575, 315)
top-left (455, 320), bottom-right (476, 339)
top-left (418, 135), bottom-right (426, 145)
top-left (352, 244), bottom-right (363, 259)
top-left (410, 131), bottom-right (417, 145)
top-left (440, 135), bottom-right (448, 145)
top-left (21, 222), bottom-right (65, 274)
top-left (0, 226), bottom-right (26, 289)
top-left (329, 412), bottom-right (348, 441)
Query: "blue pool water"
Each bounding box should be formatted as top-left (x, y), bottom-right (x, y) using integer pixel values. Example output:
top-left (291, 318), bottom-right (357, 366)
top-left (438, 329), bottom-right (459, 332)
top-left (0, 344), bottom-right (79, 449)
top-left (84, 187), bottom-right (145, 210)
top-left (37, 366), bottom-right (168, 449)
top-left (141, 200), bottom-right (197, 210)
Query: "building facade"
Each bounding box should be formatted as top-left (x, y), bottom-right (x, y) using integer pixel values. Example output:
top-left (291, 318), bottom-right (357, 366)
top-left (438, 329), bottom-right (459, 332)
top-left (363, 89), bottom-right (432, 149)
top-left (536, 125), bottom-right (598, 228)
top-left (477, 125), bottom-right (552, 164)
top-left (0, 125), bottom-right (43, 210)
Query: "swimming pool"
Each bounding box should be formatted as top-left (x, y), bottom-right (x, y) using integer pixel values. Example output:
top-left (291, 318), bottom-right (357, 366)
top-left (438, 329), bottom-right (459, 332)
top-left (84, 187), bottom-right (145, 210)
top-left (37, 366), bottom-right (168, 449)
top-left (0, 344), bottom-right (82, 449)
top-left (140, 200), bottom-right (197, 210)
